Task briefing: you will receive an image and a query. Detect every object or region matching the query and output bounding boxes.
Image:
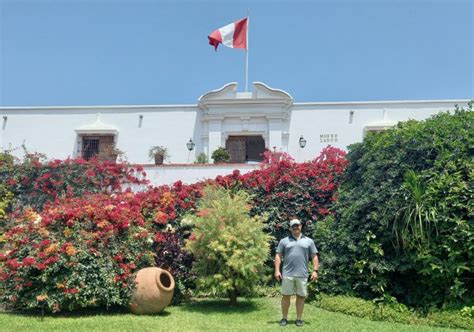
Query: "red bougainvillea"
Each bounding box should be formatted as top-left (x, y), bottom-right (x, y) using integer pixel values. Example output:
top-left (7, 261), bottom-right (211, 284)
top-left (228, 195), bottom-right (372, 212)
top-left (209, 146), bottom-right (348, 241)
top-left (0, 192), bottom-right (155, 312)
top-left (1, 157), bottom-right (148, 212)
top-left (0, 146), bottom-right (347, 310)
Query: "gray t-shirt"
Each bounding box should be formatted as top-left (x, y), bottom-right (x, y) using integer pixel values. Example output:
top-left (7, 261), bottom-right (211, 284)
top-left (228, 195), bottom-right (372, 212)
top-left (276, 235), bottom-right (318, 278)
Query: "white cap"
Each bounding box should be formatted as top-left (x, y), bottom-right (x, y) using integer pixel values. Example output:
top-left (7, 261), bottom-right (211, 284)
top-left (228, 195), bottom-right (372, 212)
top-left (289, 219), bottom-right (301, 227)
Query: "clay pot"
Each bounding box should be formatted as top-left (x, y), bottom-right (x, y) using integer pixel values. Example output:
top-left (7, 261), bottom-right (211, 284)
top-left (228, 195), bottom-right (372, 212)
top-left (129, 267), bottom-right (175, 314)
top-left (154, 154), bottom-right (164, 165)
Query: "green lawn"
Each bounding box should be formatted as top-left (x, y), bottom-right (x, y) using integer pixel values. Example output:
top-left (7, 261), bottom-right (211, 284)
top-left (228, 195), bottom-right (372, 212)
top-left (0, 298), bottom-right (465, 332)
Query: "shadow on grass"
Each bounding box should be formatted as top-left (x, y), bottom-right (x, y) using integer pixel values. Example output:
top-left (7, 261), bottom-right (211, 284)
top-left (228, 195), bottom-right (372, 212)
top-left (2, 298), bottom-right (258, 318)
top-left (2, 305), bottom-right (134, 318)
top-left (266, 320), bottom-right (312, 326)
top-left (181, 298), bottom-right (260, 314)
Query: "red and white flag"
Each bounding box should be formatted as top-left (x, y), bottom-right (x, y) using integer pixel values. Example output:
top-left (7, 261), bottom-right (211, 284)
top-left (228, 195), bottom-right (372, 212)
top-left (208, 17), bottom-right (248, 51)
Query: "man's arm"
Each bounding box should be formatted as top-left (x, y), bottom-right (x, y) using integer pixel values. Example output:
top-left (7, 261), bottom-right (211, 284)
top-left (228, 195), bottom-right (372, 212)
top-left (274, 253), bottom-right (282, 281)
top-left (310, 254), bottom-right (319, 282)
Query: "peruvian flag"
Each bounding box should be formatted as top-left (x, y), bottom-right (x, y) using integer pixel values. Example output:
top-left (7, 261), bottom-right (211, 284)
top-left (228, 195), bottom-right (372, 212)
top-left (208, 17), bottom-right (248, 51)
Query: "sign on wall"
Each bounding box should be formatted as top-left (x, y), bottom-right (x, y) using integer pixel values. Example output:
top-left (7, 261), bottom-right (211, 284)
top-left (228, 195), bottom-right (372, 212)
top-left (320, 134), bottom-right (339, 143)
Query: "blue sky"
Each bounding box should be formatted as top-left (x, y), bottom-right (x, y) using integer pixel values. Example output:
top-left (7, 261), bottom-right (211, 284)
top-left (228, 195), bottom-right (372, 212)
top-left (0, 0), bottom-right (472, 106)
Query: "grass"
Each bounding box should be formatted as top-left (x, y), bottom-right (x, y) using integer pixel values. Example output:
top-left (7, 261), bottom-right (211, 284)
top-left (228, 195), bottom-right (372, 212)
top-left (0, 297), bottom-right (467, 332)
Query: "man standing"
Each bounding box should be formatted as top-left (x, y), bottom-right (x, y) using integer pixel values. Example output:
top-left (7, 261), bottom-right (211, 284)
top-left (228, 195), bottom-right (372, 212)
top-left (274, 218), bottom-right (319, 327)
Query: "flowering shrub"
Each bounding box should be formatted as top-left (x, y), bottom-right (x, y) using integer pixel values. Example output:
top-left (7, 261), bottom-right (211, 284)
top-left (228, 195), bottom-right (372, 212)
top-left (214, 146), bottom-right (348, 243)
top-left (137, 147), bottom-right (347, 301)
top-left (185, 186), bottom-right (272, 305)
top-left (137, 181), bottom-right (204, 228)
top-left (0, 146), bottom-right (347, 310)
top-left (138, 146), bottom-right (347, 302)
top-left (0, 156), bottom-right (148, 211)
top-left (0, 185), bottom-right (13, 248)
top-left (134, 181), bottom-right (204, 303)
top-left (0, 185), bottom-right (13, 221)
top-left (0, 153), bottom-right (15, 224)
top-left (0, 191), bottom-right (154, 312)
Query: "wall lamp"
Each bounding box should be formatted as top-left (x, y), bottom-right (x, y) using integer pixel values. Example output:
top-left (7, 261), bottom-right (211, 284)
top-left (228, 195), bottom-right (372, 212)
top-left (299, 135), bottom-right (307, 148)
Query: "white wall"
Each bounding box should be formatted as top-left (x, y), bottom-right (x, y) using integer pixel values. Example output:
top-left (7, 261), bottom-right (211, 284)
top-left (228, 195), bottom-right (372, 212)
top-left (0, 98), bottom-right (469, 165)
top-left (137, 164), bottom-right (260, 187)
top-left (288, 101), bottom-right (468, 161)
top-left (0, 106), bottom-right (200, 164)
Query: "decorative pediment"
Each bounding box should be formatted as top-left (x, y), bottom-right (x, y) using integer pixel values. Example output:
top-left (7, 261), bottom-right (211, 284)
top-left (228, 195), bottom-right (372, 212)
top-left (363, 109), bottom-right (397, 134)
top-left (253, 82), bottom-right (293, 101)
top-left (75, 113), bottom-right (118, 135)
top-left (198, 82), bottom-right (238, 102)
top-left (198, 82), bottom-right (293, 111)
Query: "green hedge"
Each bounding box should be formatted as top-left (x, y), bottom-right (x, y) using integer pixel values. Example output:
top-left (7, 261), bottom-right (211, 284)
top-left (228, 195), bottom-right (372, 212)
top-left (313, 294), bottom-right (474, 330)
top-left (314, 103), bottom-right (473, 308)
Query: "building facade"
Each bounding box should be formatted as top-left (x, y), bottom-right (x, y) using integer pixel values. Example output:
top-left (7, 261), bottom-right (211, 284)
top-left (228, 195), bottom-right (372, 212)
top-left (0, 82), bottom-right (469, 167)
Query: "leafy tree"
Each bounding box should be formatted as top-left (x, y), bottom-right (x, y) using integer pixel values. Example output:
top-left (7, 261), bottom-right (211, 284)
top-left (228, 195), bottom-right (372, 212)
top-left (185, 186), bottom-right (272, 305)
top-left (314, 103), bottom-right (474, 308)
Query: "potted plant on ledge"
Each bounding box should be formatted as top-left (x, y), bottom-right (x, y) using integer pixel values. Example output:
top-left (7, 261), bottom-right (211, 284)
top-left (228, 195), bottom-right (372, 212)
top-left (102, 145), bottom-right (125, 163)
top-left (149, 146), bottom-right (169, 165)
top-left (211, 147), bottom-right (230, 164)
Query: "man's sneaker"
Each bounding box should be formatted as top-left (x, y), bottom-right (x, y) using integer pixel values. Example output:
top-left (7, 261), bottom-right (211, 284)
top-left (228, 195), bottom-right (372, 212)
top-left (295, 319), bottom-right (304, 327)
top-left (279, 318), bottom-right (288, 326)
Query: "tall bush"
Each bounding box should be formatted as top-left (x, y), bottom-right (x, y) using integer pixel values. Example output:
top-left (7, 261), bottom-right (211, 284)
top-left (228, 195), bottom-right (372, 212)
top-left (0, 192), bottom-right (155, 312)
top-left (315, 104), bottom-right (474, 308)
top-left (185, 186), bottom-right (272, 305)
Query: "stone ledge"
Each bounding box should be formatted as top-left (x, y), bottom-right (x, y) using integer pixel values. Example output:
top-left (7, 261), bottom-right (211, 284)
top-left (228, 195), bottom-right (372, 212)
top-left (133, 163), bottom-right (260, 168)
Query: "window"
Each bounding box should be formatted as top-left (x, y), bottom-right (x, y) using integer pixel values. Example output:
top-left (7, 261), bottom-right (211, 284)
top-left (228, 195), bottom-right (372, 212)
top-left (80, 135), bottom-right (116, 161)
top-left (82, 137), bottom-right (99, 160)
top-left (363, 125), bottom-right (394, 137)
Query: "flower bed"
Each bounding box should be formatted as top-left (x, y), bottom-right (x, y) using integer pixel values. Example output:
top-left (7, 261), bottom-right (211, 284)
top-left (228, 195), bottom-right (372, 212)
top-left (0, 146), bottom-right (347, 311)
top-left (0, 192), bottom-right (155, 312)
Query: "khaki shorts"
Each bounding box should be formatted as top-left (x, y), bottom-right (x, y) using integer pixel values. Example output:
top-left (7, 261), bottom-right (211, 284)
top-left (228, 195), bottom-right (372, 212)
top-left (281, 276), bottom-right (308, 297)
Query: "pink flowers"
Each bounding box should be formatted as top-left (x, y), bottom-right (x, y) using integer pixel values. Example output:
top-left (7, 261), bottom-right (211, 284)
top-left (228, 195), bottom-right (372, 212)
top-left (41, 173), bottom-right (51, 180)
top-left (4, 157), bottom-right (150, 211)
top-left (154, 232), bottom-right (166, 243)
top-left (36, 263), bottom-right (47, 271)
top-left (7, 259), bottom-right (21, 270)
top-left (154, 211), bottom-right (169, 224)
top-left (63, 288), bottom-right (79, 294)
top-left (0, 146), bottom-right (348, 312)
top-left (22, 257), bottom-right (36, 266)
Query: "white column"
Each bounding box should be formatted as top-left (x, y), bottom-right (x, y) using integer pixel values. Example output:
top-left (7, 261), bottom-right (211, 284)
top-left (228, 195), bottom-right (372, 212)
top-left (202, 136), bottom-right (209, 159)
top-left (267, 116), bottom-right (283, 151)
top-left (207, 117), bottom-right (224, 162)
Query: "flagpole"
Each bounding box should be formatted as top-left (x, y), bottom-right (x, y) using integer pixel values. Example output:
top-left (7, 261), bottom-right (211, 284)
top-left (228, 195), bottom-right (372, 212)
top-left (245, 10), bottom-right (249, 92)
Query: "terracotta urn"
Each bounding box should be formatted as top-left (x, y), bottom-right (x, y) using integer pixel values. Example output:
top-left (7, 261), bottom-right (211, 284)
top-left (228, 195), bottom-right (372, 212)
top-left (129, 267), bottom-right (175, 314)
top-left (154, 154), bottom-right (164, 165)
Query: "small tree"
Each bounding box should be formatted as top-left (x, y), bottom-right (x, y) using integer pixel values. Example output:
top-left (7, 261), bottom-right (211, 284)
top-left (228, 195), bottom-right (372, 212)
top-left (211, 147), bottom-right (230, 164)
top-left (194, 152), bottom-right (208, 164)
top-left (185, 186), bottom-right (272, 305)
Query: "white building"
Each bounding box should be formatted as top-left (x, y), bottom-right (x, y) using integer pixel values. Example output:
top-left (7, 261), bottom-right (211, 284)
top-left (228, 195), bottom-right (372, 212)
top-left (0, 82), bottom-right (469, 184)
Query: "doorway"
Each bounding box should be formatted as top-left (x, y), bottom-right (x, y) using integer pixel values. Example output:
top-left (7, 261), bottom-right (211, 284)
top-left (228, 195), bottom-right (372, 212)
top-left (225, 135), bottom-right (265, 163)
